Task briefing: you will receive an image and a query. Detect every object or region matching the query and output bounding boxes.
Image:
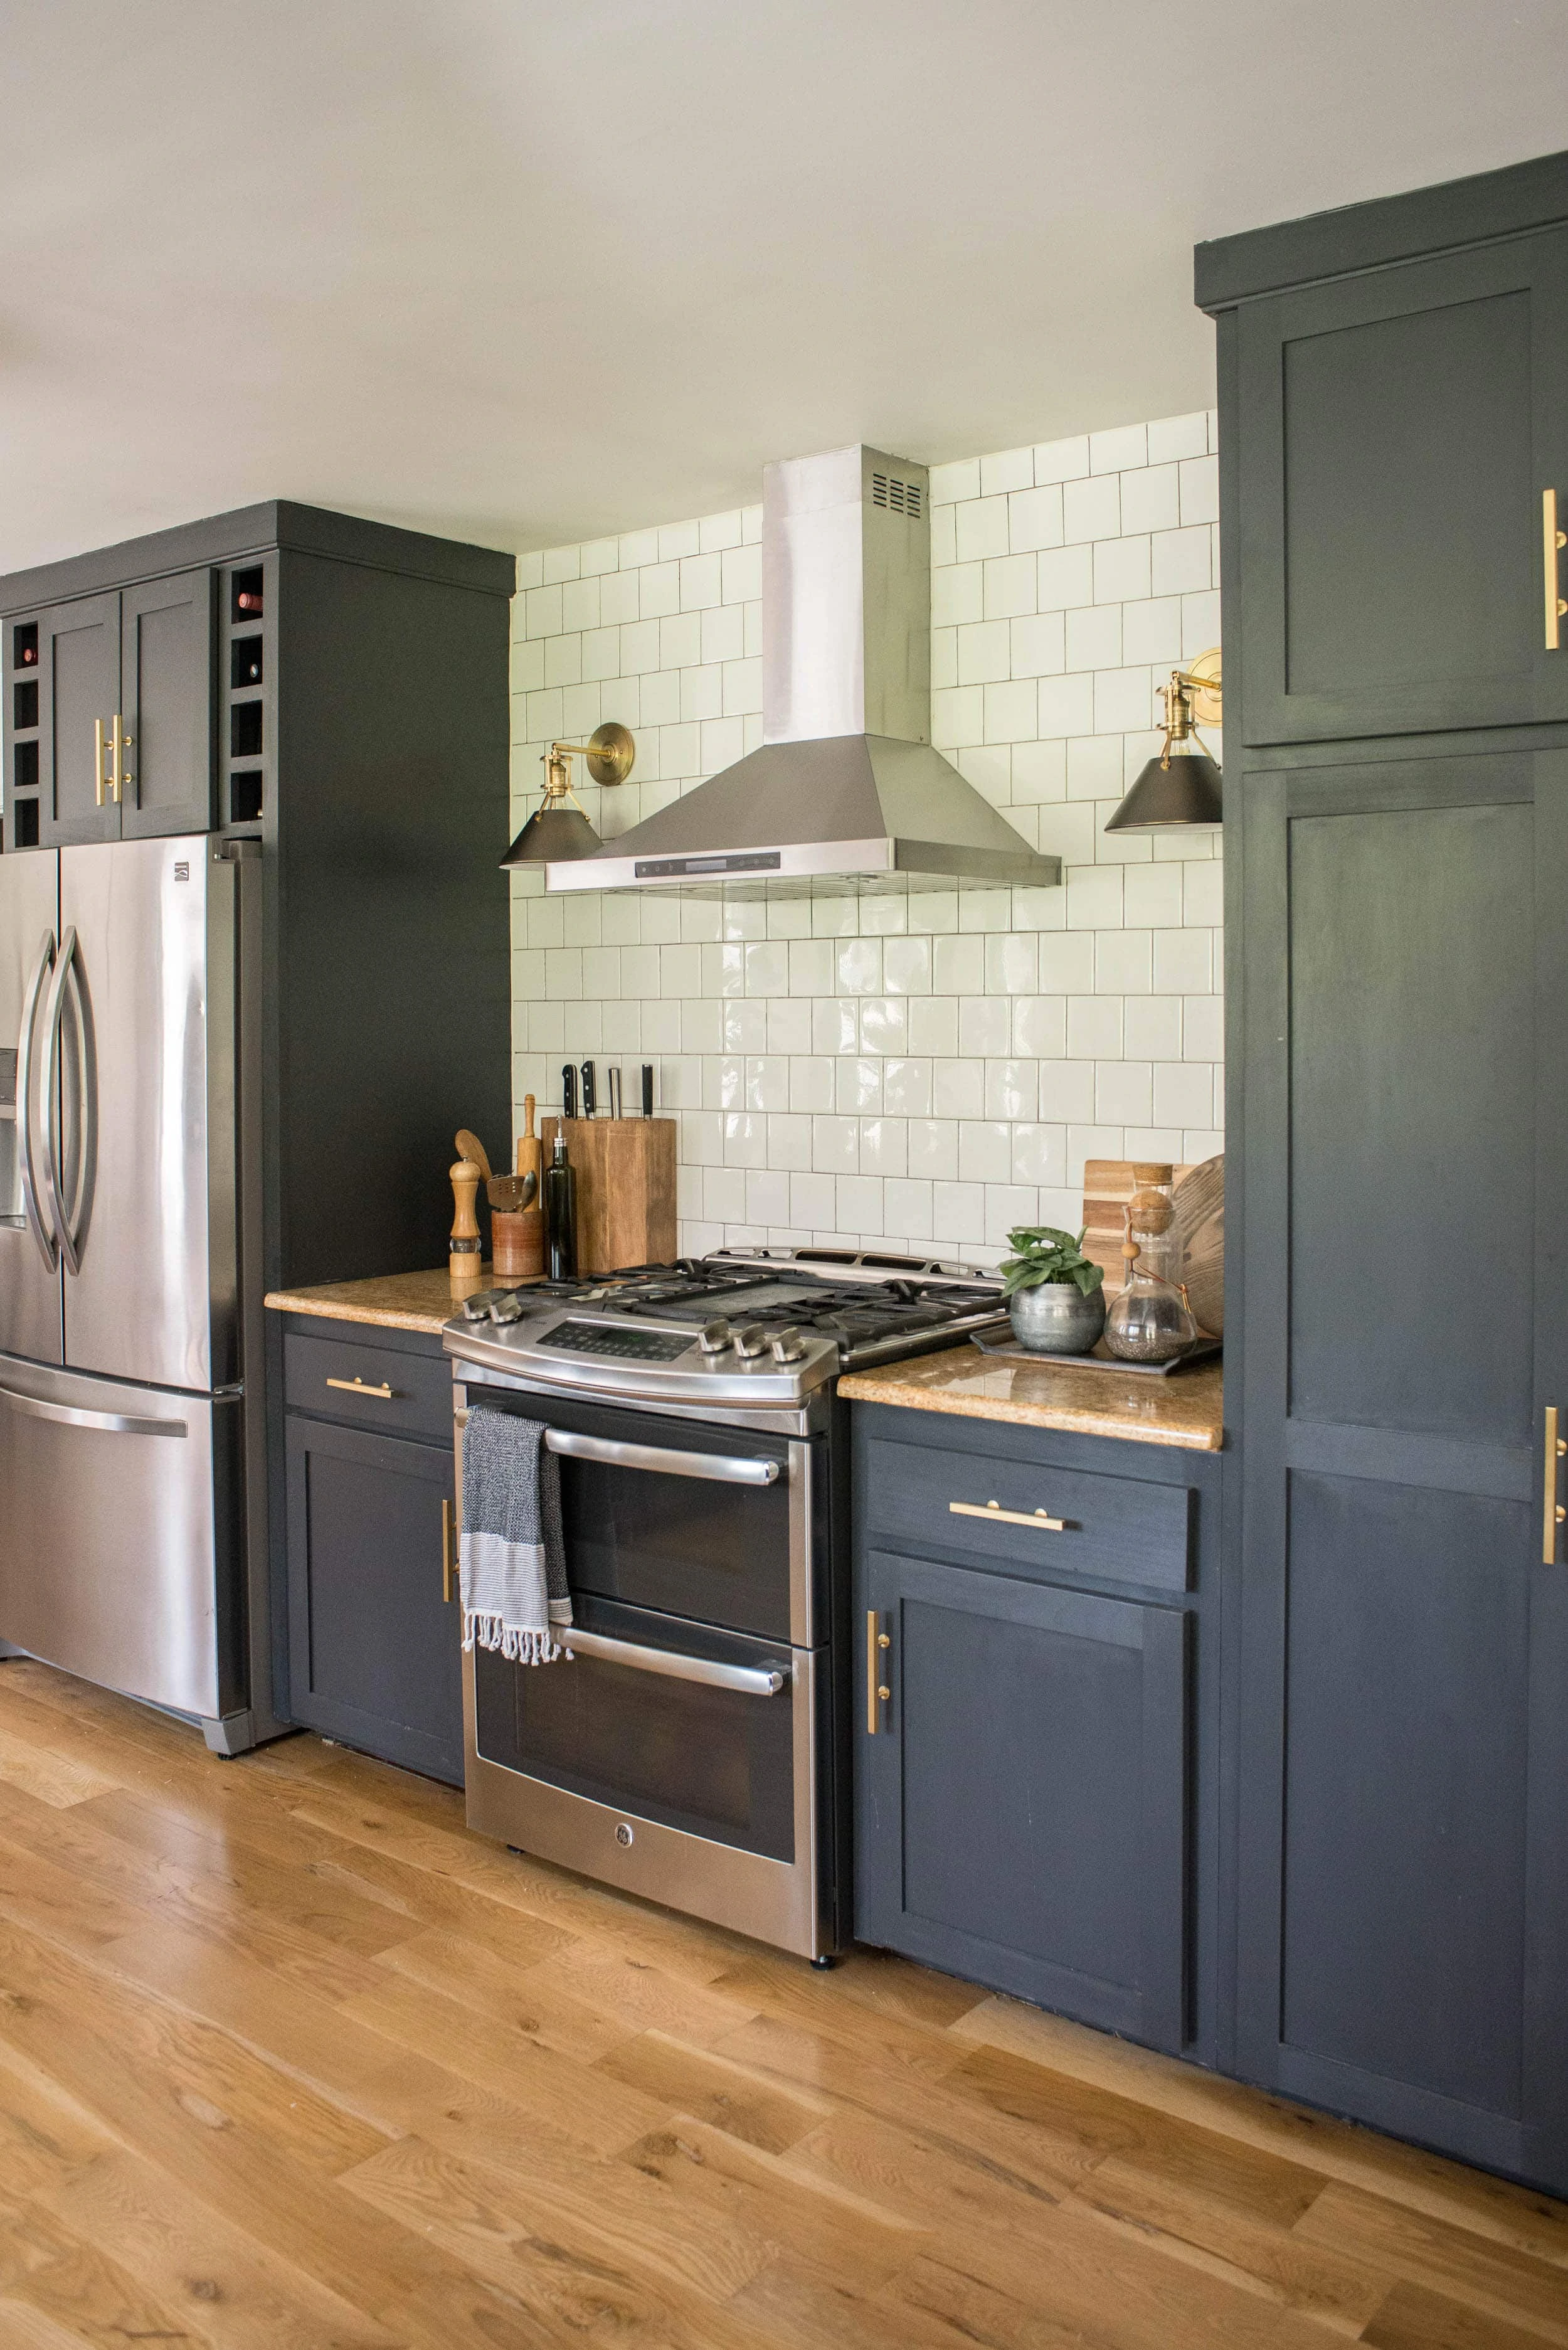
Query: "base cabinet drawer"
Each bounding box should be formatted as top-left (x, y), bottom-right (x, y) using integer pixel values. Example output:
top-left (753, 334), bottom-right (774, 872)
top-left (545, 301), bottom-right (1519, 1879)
top-left (284, 1413), bottom-right (463, 1784)
top-left (283, 1327), bottom-right (454, 1445)
top-left (856, 1548), bottom-right (1190, 2052)
top-left (862, 1431), bottom-right (1192, 1592)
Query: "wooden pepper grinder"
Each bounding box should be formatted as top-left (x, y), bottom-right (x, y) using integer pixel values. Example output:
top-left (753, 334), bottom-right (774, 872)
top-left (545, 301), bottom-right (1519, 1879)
top-left (449, 1155), bottom-right (485, 1297)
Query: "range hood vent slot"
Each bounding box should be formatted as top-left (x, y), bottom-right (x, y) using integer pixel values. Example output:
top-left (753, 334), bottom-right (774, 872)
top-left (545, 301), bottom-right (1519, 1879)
top-left (871, 469), bottom-right (923, 518)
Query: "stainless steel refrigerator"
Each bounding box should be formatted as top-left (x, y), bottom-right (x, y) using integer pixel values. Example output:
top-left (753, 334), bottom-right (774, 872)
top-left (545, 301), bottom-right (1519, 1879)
top-left (0, 832), bottom-right (275, 1750)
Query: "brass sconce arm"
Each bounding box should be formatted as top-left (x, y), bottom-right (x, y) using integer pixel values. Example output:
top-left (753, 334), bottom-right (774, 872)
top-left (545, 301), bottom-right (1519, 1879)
top-left (1155, 649), bottom-right (1222, 770)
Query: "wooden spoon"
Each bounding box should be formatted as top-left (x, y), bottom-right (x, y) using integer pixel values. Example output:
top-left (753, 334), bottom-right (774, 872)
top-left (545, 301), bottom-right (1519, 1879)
top-left (455, 1129), bottom-right (492, 1181)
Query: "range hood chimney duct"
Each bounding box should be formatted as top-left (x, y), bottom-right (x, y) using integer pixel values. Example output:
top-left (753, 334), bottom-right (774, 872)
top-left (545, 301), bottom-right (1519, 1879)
top-left (545, 445), bottom-right (1061, 900)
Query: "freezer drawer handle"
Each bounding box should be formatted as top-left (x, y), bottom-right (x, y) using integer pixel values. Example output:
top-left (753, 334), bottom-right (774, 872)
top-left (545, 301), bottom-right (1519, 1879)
top-left (15, 930), bottom-right (57, 1275)
top-left (562, 1627), bottom-right (787, 1696)
top-left (0, 1382), bottom-right (187, 1438)
top-left (42, 928), bottom-right (93, 1279)
top-left (543, 1428), bottom-right (780, 1486)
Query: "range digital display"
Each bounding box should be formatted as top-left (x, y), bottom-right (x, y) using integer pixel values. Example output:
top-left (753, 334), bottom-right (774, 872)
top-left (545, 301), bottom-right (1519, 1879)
top-left (536, 1320), bottom-right (693, 1363)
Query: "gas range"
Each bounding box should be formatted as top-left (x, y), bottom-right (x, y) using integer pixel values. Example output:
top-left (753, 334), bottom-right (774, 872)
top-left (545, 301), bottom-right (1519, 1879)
top-left (442, 1245), bottom-right (1008, 1408)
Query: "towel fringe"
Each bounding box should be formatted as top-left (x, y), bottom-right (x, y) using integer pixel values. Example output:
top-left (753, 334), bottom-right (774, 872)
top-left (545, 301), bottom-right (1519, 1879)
top-left (462, 1608), bottom-right (564, 1666)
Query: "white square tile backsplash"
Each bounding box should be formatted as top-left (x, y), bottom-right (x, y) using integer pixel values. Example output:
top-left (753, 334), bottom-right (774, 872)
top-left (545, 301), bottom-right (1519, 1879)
top-left (509, 408), bottom-right (1223, 1267)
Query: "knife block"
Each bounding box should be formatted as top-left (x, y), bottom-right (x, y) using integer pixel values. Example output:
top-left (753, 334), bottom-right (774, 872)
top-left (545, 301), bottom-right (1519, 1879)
top-left (539, 1117), bottom-right (677, 1273)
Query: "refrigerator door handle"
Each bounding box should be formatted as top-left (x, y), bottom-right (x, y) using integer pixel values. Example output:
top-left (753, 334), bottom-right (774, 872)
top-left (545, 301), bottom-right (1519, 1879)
top-left (16, 930), bottom-right (58, 1274)
top-left (42, 927), bottom-right (92, 1279)
top-left (0, 1381), bottom-right (188, 1438)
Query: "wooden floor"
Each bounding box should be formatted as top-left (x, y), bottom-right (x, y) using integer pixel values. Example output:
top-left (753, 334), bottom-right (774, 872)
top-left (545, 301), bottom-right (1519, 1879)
top-left (0, 1669), bottom-right (1558, 2347)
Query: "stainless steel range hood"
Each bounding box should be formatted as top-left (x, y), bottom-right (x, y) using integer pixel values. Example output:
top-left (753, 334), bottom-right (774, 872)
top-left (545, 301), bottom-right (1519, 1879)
top-left (546, 445), bottom-right (1061, 900)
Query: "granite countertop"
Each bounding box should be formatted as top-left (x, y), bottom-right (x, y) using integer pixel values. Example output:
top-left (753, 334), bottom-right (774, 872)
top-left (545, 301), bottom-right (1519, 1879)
top-left (263, 1268), bottom-right (480, 1337)
top-left (839, 1344), bottom-right (1224, 1451)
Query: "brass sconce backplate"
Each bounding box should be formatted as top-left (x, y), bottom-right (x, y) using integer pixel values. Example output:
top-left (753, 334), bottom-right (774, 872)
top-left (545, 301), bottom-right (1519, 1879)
top-left (583, 721), bottom-right (635, 785)
top-left (1183, 648), bottom-right (1222, 728)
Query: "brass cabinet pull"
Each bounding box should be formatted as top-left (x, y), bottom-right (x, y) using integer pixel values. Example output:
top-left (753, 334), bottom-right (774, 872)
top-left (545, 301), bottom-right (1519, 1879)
top-left (110, 712), bottom-right (132, 804)
top-left (1545, 1406), bottom-right (1565, 1563)
top-left (866, 1609), bottom-right (891, 1733)
top-left (442, 1498), bottom-right (457, 1604)
top-left (93, 718), bottom-right (108, 809)
top-left (326, 1375), bottom-right (395, 1399)
top-left (950, 1498), bottom-right (1066, 1533)
top-left (1545, 491), bottom-right (1567, 649)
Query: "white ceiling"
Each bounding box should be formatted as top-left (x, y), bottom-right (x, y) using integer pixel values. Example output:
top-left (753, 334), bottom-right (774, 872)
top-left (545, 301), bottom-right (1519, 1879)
top-left (4, 0), bottom-right (1567, 572)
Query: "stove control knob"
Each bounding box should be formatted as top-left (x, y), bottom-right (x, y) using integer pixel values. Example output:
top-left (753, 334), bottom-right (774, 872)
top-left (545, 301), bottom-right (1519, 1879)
top-left (697, 1319), bottom-right (733, 1356)
top-left (769, 1325), bottom-right (808, 1364)
top-left (489, 1290), bottom-right (524, 1325)
top-left (733, 1324), bottom-right (768, 1361)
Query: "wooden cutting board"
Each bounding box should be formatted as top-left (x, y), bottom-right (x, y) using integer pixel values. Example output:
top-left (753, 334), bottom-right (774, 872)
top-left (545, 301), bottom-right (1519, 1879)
top-left (538, 1117), bottom-right (677, 1274)
top-left (1079, 1157), bottom-right (1224, 1335)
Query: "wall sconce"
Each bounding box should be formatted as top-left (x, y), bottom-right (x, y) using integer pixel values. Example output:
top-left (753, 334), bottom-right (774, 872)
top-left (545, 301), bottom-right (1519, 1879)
top-left (501, 723), bottom-right (635, 865)
top-left (1104, 649), bottom-right (1222, 831)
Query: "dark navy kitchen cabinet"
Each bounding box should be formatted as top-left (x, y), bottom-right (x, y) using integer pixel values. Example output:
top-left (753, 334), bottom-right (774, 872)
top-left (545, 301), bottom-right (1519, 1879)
top-left (852, 1403), bottom-right (1222, 2064)
top-left (1201, 148), bottom-right (1568, 2195)
top-left (1225, 231), bottom-right (1568, 747)
top-left (282, 1319), bottom-right (464, 1785)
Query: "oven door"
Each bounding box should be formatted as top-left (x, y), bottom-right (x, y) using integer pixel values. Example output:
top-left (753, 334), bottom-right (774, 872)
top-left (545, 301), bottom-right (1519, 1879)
top-left (466, 1391), bottom-right (822, 1644)
top-left (465, 1595), bottom-right (829, 1957)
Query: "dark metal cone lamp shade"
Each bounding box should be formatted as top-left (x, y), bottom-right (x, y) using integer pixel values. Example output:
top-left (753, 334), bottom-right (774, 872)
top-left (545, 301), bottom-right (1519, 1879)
top-left (501, 725), bottom-right (636, 867)
top-left (1104, 649), bottom-right (1223, 832)
top-left (1105, 747), bottom-right (1222, 831)
top-left (502, 802), bottom-right (603, 864)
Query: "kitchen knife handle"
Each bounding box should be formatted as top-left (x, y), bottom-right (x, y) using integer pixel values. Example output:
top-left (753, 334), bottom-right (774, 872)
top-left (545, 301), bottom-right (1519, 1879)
top-left (561, 1063), bottom-right (576, 1119)
top-left (581, 1060), bottom-right (596, 1119)
top-left (608, 1066), bottom-right (622, 1120)
top-left (642, 1062), bottom-right (654, 1117)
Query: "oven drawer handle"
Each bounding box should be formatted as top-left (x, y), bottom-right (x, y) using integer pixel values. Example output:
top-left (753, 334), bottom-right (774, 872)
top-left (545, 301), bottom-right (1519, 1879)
top-left (563, 1627), bottom-right (788, 1696)
top-left (543, 1429), bottom-right (780, 1486)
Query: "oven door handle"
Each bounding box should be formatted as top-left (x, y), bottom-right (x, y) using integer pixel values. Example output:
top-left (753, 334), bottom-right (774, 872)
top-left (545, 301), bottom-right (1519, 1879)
top-left (564, 1627), bottom-right (787, 1696)
top-left (543, 1428), bottom-right (780, 1486)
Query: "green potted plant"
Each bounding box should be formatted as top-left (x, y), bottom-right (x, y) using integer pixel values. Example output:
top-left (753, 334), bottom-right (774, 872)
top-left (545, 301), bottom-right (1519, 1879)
top-left (999, 1225), bottom-right (1106, 1354)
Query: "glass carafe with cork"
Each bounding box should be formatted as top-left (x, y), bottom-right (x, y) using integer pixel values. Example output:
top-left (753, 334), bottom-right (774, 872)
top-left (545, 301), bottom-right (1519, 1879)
top-left (1104, 1198), bottom-right (1199, 1366)
top-left (1126, 1162), bottom-right (1179, 1284)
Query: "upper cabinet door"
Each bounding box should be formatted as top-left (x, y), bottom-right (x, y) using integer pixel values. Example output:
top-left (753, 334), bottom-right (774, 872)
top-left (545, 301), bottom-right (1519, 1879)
top-left (1237, 229), bottom-right (1568, 745)
top-left (120, 570), bottom-right (216, 840)
top-left (38, 593), bottom-right (120, 846)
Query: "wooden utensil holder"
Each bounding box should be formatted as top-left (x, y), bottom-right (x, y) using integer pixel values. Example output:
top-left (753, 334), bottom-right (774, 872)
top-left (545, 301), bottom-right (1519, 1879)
top-left (539, 1117), bottom-right (677, 1274)
top-left (492, 1207), bottom-right (545, 1281)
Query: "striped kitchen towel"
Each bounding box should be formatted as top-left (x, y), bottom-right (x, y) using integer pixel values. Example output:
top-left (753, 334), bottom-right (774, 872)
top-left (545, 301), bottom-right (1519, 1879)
top-left (459, 1409), bottom-right (571, 1664)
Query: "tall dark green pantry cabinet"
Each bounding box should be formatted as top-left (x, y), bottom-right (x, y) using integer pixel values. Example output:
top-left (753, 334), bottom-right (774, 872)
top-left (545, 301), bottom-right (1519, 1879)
top-left (1199, 150), bottom-right (1568, 2193)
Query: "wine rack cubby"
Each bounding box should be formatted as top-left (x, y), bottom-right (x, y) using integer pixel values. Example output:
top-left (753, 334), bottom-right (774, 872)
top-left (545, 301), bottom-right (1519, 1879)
top-left (6, 616), bottom-right (40, 852)
top-left (221, 555), bottom-right (272, 841)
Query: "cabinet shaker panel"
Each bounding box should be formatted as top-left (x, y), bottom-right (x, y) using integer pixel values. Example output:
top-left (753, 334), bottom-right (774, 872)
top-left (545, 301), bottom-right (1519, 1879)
top-left (1288, 789), bottom-right (1534, 1441)
top-left (121, 568), bottom-right (215, 839)
top-left (1281, 1470), bottom-right (1530, 2119)
top-left (1236, 231), bottom-right (1568, 743)
top-left (285, 1412), bottom-right (463, 1785)
top-left (38, 592), bottom-right (119, 846)
top-left (857, 1546), bottom-right (1189, 2052)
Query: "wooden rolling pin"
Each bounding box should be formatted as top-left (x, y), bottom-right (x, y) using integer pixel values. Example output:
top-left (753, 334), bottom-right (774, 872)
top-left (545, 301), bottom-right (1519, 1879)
top-left (516, 1094), bottom-right (542, 1188)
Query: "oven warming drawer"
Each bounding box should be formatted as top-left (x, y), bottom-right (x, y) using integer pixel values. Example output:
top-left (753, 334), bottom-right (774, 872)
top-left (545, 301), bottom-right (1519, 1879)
top-left (464, 1617), bottom-right (833, 1960)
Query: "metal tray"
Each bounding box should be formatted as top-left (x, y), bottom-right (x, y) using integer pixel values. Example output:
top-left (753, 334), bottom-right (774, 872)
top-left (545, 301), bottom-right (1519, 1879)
top-left (970, 1331), bottom-right (1221, 1378)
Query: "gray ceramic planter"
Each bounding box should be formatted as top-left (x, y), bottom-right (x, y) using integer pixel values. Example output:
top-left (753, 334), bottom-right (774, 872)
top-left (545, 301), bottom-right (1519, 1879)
top-left (1008, 1280), bottom-right (1106, 1354)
